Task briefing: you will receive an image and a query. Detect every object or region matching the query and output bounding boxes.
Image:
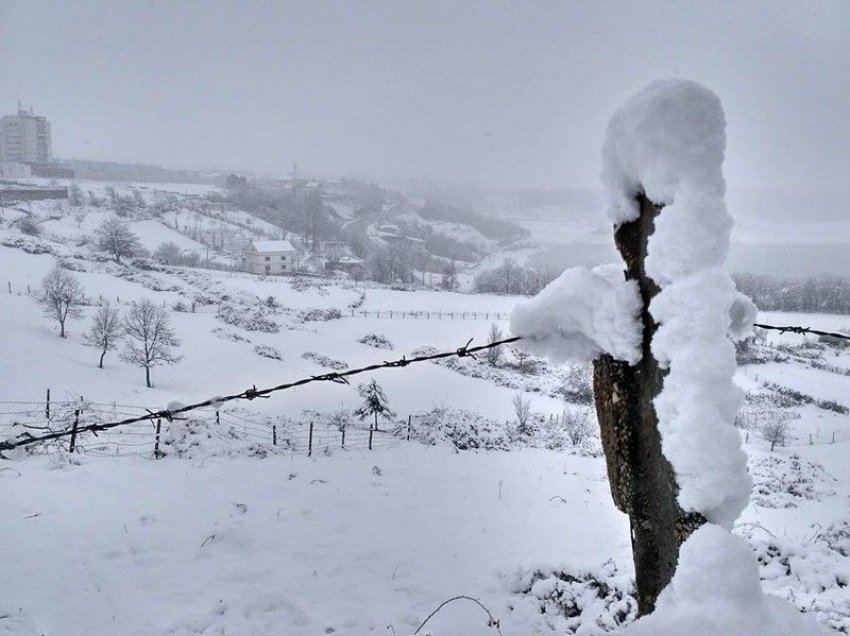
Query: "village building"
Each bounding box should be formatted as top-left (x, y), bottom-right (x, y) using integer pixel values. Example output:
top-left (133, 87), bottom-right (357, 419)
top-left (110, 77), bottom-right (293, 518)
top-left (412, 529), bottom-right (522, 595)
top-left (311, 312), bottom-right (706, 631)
top-left (244, 239), bottom-right (298, 275)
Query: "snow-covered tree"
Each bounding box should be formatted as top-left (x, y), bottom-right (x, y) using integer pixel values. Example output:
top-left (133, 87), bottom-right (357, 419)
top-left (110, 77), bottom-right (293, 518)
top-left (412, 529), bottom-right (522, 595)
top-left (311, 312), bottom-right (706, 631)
top-left (38, 264), bottom-right (85, 338)
top-left (120, 299), bottom-right (182, 388)
top-left (82, 302), bottom-right (122, 368)
top-left (760, 418), bottom-right (789, 452)
top-left (512, 392), bottom-right (532, 435)
top-left (153, 241), bottom-right (182, 265)
top-left (95, 217), bottom-right (141, 263)
top-left (353, 379), bottom-right (395, 431)
top-left (486, 322), bottom-right (503, 366)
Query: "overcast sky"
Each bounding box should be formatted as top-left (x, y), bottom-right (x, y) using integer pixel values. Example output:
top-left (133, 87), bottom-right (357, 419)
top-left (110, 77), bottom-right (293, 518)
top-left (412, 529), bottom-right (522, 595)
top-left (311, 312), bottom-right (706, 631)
top-left (1, 1), bottom-right (847, 193)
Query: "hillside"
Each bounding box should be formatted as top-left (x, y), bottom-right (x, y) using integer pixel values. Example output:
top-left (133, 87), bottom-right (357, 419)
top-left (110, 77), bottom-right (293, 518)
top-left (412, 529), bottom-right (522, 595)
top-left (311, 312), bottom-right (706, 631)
top-left (0, 185), bottom-right (849, 634)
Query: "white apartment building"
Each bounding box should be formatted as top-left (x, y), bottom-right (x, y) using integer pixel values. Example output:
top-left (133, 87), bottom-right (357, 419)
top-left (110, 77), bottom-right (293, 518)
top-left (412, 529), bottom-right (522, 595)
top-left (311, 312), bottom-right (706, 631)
top-left (0, 106), bottom-right (52, 164)
top-left (244, 240), bottom-right (298, 275)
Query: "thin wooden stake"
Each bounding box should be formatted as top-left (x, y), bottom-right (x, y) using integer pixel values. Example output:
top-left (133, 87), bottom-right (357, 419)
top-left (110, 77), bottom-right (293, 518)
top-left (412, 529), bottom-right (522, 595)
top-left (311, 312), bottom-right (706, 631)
top-left (45, 388), bottom-right (50, 420)
top-left (154, 419), bottom-right (163, 459)
top-left (368, 426), bottom-right (373, 451)
top-left (69, 409), bottom-right (80, 453)
top-left (407, 414), bottom-right (412, 442)
top-left (272, 425), bottom-right (277, 446)
top-left (308, 422), bottom-right (313, 457)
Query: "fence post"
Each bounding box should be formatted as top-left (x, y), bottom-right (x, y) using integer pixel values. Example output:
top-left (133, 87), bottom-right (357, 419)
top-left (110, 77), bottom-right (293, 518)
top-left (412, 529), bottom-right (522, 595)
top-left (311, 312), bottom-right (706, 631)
top-left (70, 409), bottom-right (80, 453)
top-left (27, 284), bottom-right (30, 295)
top-left (272, 425), bottom-right (277, 446)
top-left (215, 410), bottom-right (220, 425)
top-left (407, 415), bottom-right (411, 442)
top-left (341, 425), bottom-right (346, 449)
top-left (368, 425), bottom-right (373, 451)
top-left (154, 419), bottom-right (163, 459)
top-left (45, 388), bottom-right (50, 420)
top-left (308, 422), bottom-right (313, 457)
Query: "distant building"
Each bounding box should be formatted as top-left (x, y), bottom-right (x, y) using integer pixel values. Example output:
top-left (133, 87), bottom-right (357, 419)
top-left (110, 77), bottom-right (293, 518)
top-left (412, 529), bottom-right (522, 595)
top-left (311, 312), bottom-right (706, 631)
top-left (29, 163), bottom-right (75, 179)
top-left (60, 159), bottom-right (198, 183)
top-left (0, 105), bottom-right (52, 164)
top-left (244, 240), bottom-right (298, 275)
top-left (0, 162), bottom-right (32, 178)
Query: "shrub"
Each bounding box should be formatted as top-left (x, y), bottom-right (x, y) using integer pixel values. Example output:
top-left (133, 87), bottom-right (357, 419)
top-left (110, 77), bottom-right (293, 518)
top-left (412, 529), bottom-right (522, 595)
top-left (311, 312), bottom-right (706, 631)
top-left (253, 344), bottom-right (283, 361)
top-left (357, 333), bottom-right (393, 349)
top-left (17, 218), bottom-right (39, 236)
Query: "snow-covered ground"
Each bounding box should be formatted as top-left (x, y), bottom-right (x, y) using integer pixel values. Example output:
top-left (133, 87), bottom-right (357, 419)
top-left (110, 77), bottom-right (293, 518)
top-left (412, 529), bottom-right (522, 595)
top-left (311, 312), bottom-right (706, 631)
top-left (1, 178), bottom-right (850, 634)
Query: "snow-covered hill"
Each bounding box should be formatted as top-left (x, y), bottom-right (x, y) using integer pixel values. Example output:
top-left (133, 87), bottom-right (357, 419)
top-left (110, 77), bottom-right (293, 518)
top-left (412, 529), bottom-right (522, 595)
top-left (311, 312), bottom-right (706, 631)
top-left (1, 187), bottom-right (849, 634)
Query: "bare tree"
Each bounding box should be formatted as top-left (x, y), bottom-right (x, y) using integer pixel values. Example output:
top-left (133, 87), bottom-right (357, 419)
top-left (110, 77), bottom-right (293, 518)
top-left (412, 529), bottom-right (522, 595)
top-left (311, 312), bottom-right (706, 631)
top-left (486, 322), bottom-right (503, 366)
top-left (329, 405), bottom-right (351, 446)
top-left (512, 392), bottom-right (532, 435)
top-left (82, 302), bottom-right (122, 368)
top-left (512, 346), bottom-right (532, 374)
top-left (38, 264), bottom-right (85, 338)
top-left (95, 217), bottom-right (141, 263)
top-left (120, 299), bottom-right (182, 388)
top-left (563, 408), bottom-right (591, 446)
top-left (760, 418), bottom-right (789, 452)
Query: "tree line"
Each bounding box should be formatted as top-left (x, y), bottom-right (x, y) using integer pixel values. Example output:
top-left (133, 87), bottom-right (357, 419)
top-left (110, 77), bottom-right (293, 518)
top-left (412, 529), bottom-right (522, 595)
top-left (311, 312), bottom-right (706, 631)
top-left (733, 272), bottom-right (850, 314)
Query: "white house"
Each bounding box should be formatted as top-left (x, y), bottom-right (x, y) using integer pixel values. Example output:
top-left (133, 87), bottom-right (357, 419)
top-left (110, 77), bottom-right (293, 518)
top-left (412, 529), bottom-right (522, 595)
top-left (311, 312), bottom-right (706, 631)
top-left (244, 239), bottom-right (298, 275)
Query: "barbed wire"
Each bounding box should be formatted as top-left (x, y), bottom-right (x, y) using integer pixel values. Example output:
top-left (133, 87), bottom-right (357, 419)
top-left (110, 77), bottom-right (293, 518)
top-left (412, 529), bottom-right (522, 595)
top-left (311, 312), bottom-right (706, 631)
top-left (753, 323), bottom-right (850, 340)
top-left (0, 336), bottom-right (521, 452)
top-left (1, 320), bottom-right (845, 454)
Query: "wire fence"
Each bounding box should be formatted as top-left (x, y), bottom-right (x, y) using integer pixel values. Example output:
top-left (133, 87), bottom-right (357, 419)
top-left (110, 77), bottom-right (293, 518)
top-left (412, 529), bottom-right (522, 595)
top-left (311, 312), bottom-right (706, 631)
top-left (348, 309), bottom-right (510, 320)
top-left (0, 398), bottom-right (402, 460)
top-left (0, 336), bottom-right (519, 455)
top-left (1, 322), bottom-right (849, 458)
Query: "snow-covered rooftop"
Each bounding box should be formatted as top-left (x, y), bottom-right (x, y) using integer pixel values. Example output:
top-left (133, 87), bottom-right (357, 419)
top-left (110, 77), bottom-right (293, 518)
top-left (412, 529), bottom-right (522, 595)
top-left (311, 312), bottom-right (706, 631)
top-left (251, 239), bottom-right (296, 253)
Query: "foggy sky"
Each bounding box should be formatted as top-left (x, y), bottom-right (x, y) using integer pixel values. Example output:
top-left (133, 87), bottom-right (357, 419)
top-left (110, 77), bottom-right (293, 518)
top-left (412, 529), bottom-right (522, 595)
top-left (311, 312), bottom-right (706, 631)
top-left (1, 1), bottom-right (848, 194)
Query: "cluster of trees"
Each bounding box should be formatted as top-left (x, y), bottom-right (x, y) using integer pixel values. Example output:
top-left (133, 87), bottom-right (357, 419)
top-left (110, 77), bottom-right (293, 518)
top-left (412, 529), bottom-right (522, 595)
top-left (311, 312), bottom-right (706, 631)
top-left (68, 183), bottom-right (148, 215)
top-left (474, 258), bottom-right (559, 295)
top-left (152, 242), bottom-right (201, 267)
top-left (734, 273), bottom-right (850, 314)
top-left (38, 265), bottom-right (181, 387)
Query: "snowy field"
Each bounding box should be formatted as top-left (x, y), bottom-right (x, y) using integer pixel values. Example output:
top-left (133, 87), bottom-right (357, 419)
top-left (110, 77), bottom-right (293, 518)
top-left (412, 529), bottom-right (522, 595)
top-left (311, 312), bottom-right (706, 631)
top-left (1, 176), bottom-right (850, 634)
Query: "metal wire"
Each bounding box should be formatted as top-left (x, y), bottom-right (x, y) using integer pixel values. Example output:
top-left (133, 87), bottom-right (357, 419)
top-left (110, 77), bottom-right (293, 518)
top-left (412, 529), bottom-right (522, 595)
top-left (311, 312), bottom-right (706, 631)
top-left (0, 321), bottom-right (840, 454)
top-left (0, 336), bottom-right (520, 452)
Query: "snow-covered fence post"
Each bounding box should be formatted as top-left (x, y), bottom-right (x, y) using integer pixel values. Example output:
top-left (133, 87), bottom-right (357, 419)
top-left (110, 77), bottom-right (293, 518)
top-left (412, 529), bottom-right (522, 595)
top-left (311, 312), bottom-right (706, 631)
top-left (45, 388), bottom-right (50, 420)
top-left (273, 425), bottom-right (277, 446)
top-left (407, 414), bottom-right (412, 442)
top-left (509, 82), bottom-right (823, 632)
top-left (308, 421), bottom-right (313, 457)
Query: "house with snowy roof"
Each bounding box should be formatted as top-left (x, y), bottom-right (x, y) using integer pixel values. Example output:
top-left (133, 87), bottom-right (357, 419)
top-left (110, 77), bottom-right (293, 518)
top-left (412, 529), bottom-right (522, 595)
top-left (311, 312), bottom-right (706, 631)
top-left (244, 239), bottom-right (298, 275)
